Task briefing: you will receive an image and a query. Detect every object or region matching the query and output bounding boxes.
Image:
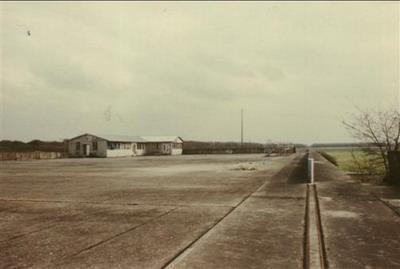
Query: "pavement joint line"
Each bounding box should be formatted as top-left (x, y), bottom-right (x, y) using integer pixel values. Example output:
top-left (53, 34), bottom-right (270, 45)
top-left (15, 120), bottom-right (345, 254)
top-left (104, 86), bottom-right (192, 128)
top-left (0, 212), bottom-right (83, 243)
top-left (307, 152), bottom-right (329, 269)
top-left (0, 223), bottom-right (59, 244)
top-left (306, 184), bottom-right (325, 269)
top-left (60, 207), bottom-right (179, 263)
top-left (303, 184), bottom-right (310, 269)
top-left (251, 195), bottom-right (304, 200)
top-left (0, 198), bottom-right (119, 205)
top-left (160, 203), bottom-right (239, 269)
top-left (0, 198), bottom-right (233, 209)
top-left (161, 155), bottom-right (306, 269)
top-left (371, 194), bottom-right (400, 218)
top-left (313, 184), bottom-right (329, 269)
top-left (124, 203), bottom-right (234, 208)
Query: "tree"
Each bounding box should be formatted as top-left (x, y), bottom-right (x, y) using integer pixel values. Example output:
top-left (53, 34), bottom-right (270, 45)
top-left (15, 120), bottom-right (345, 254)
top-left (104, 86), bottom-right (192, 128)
top-left (343, 108), bottom-right (400, 183)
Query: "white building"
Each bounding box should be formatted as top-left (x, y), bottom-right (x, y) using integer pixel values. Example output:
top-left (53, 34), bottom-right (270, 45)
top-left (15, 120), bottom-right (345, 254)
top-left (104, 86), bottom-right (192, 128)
top-left (67, 133), bottom-right (183, 157)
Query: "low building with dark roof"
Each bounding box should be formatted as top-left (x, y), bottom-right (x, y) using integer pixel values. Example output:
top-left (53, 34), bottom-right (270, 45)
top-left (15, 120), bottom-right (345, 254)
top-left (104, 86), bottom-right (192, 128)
top-left (66, 133), bottom-right (183, 157)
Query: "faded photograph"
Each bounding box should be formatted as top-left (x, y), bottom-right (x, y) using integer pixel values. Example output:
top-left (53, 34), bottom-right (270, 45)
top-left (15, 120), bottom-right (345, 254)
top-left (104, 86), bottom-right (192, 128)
top-left (0, 1), bottom-right (399, 268)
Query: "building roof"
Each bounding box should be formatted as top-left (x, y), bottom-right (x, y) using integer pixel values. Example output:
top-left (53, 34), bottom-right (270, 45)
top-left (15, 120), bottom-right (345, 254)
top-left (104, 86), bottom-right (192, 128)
top-left (69, 133), bottom-right (183, 143)
top-left (98, 134), bottom-right (147, 142)
top-left (141, 136), bottom-right (183, 143)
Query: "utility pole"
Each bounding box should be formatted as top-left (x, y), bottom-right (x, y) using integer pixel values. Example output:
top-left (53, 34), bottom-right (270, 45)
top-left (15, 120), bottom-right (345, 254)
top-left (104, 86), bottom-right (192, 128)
top-left (241, 109), bottom-right (244, 146)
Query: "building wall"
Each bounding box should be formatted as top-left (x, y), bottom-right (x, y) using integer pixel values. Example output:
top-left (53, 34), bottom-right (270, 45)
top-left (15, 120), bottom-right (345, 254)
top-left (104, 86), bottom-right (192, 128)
top-left (171, 148), bottom-right (183, 155)
top-left (106, 149), bottom-right (133, 157)
top-left (131, 143), bottom-right (182, 156)
top-left (135, 143), bottom-right (146, 156)
top-left (97, 141), bottom-right (108, 157)
top-left (143, 143), bottom-right (175, 155)
top-left (68, 134), bottom-right (184, 157)
top-left (171, 142), bottom-right (183, 155)
top-left (160, 143), bottom-right (172, 155)
top-left (106, 142), bottom-right (135, 157)
top-left (145, 143), bottom-right (163, 155)
top-left (68, 135), bottom-right (107, 157)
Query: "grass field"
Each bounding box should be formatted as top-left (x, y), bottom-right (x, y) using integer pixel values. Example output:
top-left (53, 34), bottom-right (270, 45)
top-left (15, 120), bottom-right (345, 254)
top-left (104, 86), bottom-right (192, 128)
top-left (319, 148), bottom-right (385, 177)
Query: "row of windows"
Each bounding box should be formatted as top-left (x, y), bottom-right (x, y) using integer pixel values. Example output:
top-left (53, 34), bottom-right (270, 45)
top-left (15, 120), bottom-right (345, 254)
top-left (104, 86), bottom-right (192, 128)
top-left (74, 141), bottom-right (182, 152)
top-left (147, 143), bottom-right (160, 149)
top-left (75, 142), bottom-right (98, 152)
top-left (137, 144), bottom-right (145, 150)
top-left (108, 143), bottom-right (131, 150)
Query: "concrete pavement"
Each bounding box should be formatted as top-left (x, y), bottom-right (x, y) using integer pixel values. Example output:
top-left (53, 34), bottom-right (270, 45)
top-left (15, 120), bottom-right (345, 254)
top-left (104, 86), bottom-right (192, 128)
top-left (1, 153), bottom-right (400, 268)
top-left (167, 154), bottom-right (308, 269)
top-left (0, 154), bottom-right (299, 268)
top-left (312, 152), bottom-right (400, 269)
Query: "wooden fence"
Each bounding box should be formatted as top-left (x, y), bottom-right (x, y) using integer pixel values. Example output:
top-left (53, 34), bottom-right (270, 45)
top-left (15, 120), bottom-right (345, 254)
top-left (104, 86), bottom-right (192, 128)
top-left (0, 151), bottom-right (67, 161)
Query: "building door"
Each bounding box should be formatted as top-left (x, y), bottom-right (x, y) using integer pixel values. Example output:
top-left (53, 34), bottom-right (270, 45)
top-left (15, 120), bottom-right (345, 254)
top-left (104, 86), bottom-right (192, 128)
top-left (83, 144), bottom-right (90, 156)
top-left (132, 144), bottom-right (137, 155)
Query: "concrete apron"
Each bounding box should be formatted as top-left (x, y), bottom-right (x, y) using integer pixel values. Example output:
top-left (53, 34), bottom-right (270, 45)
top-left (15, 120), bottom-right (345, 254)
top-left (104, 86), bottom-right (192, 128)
top-left (167, 154), bottom-right (308, 269)
top-left (311, 152), bottom-right (400, 269)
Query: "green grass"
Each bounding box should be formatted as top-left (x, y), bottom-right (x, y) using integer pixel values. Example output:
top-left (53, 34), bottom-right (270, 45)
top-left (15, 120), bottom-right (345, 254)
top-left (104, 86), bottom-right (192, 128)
top-left (322, 149), bottom-right (385, 175)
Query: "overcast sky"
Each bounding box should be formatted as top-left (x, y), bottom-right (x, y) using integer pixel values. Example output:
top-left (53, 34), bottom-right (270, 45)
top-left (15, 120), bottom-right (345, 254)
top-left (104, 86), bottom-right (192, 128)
top-left (1, 2), bottom-right (399, 144)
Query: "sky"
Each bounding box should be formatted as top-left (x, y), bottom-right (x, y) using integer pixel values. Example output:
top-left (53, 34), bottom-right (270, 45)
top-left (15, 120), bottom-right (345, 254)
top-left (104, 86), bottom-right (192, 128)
top-left (0, 2), bottom-right (399, 144)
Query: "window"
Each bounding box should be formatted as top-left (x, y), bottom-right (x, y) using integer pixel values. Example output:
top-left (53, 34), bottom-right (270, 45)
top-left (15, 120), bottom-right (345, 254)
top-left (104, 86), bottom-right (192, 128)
top-left (173, 143), bottom-right (182, 149)
top-left (108, 142), bottom-right (117, 149)
top-left (76, 142), bottom-right (80, 152)
top-left (93, 141), bottom-right (98, 150)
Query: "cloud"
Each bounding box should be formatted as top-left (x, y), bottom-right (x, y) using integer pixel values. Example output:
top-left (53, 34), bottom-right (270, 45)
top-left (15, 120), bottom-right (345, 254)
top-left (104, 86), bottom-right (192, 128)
top-left (1, 2), bottom-right (398, 143)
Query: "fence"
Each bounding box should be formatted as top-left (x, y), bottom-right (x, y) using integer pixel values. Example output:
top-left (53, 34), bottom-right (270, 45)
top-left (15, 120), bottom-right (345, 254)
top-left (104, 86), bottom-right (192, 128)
top-left (0, 151), bottom-right (67, 161)
top-left (183, 148), bottom-right (266, 155)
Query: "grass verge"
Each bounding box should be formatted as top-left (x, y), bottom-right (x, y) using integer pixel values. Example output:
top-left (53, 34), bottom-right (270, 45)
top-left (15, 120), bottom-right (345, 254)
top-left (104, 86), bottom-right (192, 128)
top-left (322, 149), bottom-right (385, 183)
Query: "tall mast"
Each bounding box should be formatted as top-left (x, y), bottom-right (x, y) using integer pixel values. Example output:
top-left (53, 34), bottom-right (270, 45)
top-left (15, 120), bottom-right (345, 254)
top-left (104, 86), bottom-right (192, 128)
top-left (241, 109), bottom-right (243, 145)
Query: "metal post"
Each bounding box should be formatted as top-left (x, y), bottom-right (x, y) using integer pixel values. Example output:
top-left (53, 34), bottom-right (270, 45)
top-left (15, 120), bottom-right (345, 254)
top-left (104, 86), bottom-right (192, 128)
top-left (241, 109), bottom-right (243, 146)
top-left (308, 158), bottom-right (314, 184)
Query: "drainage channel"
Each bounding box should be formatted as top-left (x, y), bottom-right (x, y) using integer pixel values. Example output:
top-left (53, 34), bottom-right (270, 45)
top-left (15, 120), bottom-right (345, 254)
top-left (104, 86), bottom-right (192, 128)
top-left (304, 184), bottom-right (328, 269)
